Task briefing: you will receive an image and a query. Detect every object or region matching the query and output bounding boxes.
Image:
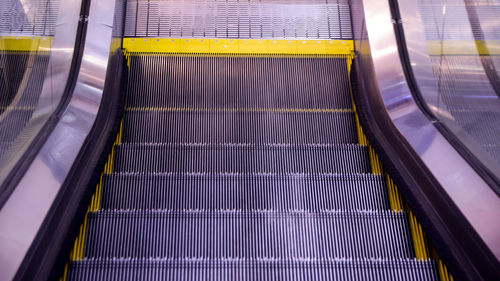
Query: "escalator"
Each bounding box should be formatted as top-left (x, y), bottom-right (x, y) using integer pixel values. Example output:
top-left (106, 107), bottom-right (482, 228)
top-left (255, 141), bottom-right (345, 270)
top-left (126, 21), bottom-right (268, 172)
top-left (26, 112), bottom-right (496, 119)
top-left (4, 0), bottom-right (500, 281)
top-left (61, 53), bottom-right (442, 280)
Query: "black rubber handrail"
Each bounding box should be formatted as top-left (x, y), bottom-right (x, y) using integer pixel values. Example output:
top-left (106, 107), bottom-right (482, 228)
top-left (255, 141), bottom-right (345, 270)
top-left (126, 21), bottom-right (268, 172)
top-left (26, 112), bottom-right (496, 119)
top-left (13, 49), bottom-right (127, 281)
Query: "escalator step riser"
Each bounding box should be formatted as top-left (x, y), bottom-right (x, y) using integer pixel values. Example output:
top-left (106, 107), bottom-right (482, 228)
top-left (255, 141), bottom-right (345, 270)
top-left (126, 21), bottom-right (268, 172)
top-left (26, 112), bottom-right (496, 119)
top-left (126, 55), bottom-right (352, 109)
top-left (122, 110), bottom-right (358, 144)
top-left (101, 174), bottom-right (390, 211)
top-left (84, 211), bottom-right (413, 259)
top-left (113, 144), bottom-right (371, 174)
top-left (68, 259), bottom-right (439, 281)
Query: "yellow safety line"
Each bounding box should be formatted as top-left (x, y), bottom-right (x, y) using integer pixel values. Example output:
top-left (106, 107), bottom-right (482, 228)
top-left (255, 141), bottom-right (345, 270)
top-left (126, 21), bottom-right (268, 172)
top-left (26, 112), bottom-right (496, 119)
top-left (118, 117), bottom-right (124, 145)
top-left (78, 211), bottom-right (89, 259)
top-left (386, 166), bottom-right (454, 280)
top-left (0, 36), bottom-right (53, 51)
top-left (350, 69), bottom-right (451, 278)
top-left (436, 257), bottom-right (455, 281)
top-left (427, 40), bottom-right (500, 56)
top-left (96, 175), bottom-right (103, 210)
top-left (409, 210), bottom-right (430, 260)
top-left (368, 146), bottom-right (383, 175)
top-left (386, 175), bottom-right (403, 211)
top-left (59, 262), bottom-right (69, 281)
top-left (123, 38), bottom-right (354, 55)
top-left (385, 171), bottom-right (431, 260)
top-left (63, 117), bottom-right (125, 281)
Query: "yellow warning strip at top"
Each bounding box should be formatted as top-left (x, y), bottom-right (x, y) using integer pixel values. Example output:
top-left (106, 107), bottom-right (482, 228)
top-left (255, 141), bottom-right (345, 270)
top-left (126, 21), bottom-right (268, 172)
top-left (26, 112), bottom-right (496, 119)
top-left (427, 40), bottom-right (500, 56)
top-left (123, 38), bottom-right (354, 55)
top-left (0, 36), bottom-right (53, 51)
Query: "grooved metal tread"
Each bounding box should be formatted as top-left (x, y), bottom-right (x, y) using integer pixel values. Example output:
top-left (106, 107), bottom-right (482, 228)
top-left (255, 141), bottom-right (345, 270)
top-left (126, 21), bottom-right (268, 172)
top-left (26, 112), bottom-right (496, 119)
top-left (65, 54), bottom-right (441, 280)
top-left (125, 55), bottom-right (352, 109)
top-left (122, 110), bottom-right (357, 144)
top-left (68, 258), bottom-right (439, 281)
top-left (123, 0), bottom-right (352, 40)
top-left (84, 210), bottom-right (413, 259)
top-left (100, 173), bottom-right (390, 211)
top-left (113, 143), bottom-right (371, 174)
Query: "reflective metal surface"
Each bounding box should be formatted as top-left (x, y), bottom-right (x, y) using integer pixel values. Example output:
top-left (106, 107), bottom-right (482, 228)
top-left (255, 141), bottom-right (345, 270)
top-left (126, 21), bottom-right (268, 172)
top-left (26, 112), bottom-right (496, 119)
top-left (359, 0), bottom-right (500, 262)
top-left (0, 0), bottom-right (118, 279)
top-left (0, 0), bottom-right (66, 194)
top-left (403, 0), bottom-right (500, 179)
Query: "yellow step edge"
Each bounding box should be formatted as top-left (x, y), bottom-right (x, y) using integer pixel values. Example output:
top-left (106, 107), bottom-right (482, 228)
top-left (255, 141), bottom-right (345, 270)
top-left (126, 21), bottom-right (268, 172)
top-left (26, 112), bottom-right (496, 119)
top-left (123, 38), bottom-right (354, 55)
top-left (60, 262), bottom-right (68, 281)
top-left (0, 36), bottom-right (53, 51)
top-left (386, 175), bottom-right (401, 212)
top-left (368, 146), bottom-right (382, 175)
top-left (96, 175), bottom-right (104, 210)
top-left (78, 212), bottom-right (89, 259)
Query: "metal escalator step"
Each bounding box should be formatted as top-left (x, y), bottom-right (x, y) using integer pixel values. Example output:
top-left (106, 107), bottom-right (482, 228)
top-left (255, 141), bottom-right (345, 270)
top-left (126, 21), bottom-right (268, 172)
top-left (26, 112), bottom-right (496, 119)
top-left (126, 55), bottom-right (352, 109)
top-left (68, 258), bottom-right (439, 281)
top-left (112, 143), bottom-right (371, 174)
top-left (124, 0), bottom-right (353, 40)
top-left (122, 110), bottom-right (358, 144)
top-left (100, 174), bottom-right (390, 211)
top-left (84, 210), bottom-right (413, 259)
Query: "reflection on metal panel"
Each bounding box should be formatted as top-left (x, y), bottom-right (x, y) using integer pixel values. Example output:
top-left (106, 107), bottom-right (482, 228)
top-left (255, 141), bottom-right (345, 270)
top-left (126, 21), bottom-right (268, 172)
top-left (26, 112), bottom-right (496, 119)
top-left (397, 0), bottom-right (500, 261)
top-left (0, 0), bottom-right (60, 36)
top-left (362, 0), bottom-right (500, 264)
top-left (408, 0), bottom-right (500, 179)
top-left (0, 51), bottom-right (50, 160)
top-left (430, 55), bottom-right (500, 165)
top-left (418, 0), bottom-right (500, 41)
top-left (124, 0), bottom-right (352, 39)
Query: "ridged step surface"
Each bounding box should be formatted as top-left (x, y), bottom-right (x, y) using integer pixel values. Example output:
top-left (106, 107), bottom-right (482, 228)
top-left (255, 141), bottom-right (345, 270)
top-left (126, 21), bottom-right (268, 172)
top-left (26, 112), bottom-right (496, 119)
top-left (126, 55), bottom-right (352, 109)
top-left (84, 210), bottom-right (413, 259)
top-left (100, 174), bottom-right (390, 211)
top-left (65, 54), bottom-right (439, 280)
top-left (68, 259), bottom-right (439, 281)
top-left (122, 110), bottom-right (358, 144)
top-left (113, 143), bottom-right (371, 173)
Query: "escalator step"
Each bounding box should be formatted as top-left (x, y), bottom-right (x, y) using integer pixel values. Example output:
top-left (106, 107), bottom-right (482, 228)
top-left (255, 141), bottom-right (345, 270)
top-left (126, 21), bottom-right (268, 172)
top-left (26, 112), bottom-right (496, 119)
top-left (100, 174), bottom-right (390, 211)
top-left (84, 210), bottom-right (413, 259)
top-left (112, 143), bottom-right (371, 173)
top-left (126, 55), bottom-right (352, 109)
top-left (122, 110), bottom-right (357, 144)
top-left (68, 258), bottom-right (439, 281)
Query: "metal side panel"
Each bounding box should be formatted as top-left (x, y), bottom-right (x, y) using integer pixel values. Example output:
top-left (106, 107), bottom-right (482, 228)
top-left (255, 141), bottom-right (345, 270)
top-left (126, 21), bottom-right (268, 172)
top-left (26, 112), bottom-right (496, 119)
top-left (351, 0), bottom-right (500, 279)
top-left (0, 0), bottom-right (119, 280)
